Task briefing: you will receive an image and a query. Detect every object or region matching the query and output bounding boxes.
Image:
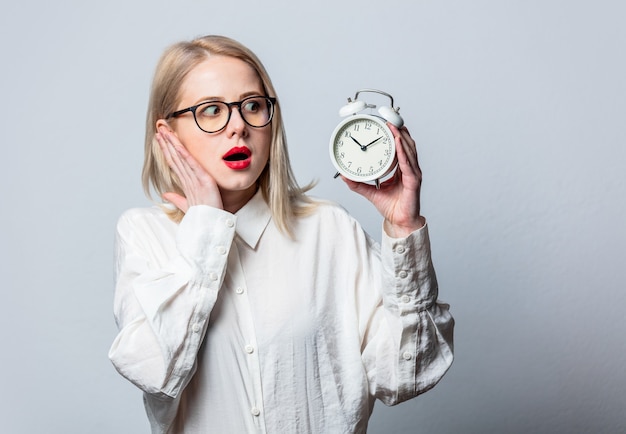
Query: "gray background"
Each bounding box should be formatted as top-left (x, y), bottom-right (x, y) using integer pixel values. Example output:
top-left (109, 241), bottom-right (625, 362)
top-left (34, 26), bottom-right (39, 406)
top-left (1, 0), bottom-right (624, 433)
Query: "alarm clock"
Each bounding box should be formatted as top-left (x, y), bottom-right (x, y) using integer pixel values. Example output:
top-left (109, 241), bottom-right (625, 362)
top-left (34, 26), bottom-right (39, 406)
top-left (329, 89), bottom-right (404, 188)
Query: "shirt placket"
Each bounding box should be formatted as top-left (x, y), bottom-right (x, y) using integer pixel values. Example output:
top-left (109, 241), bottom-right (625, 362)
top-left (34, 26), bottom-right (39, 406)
top-left (229, 240), bottom-right (267, 433)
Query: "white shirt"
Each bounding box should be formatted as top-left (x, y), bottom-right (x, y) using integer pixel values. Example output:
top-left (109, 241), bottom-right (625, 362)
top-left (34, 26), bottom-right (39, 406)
top-left (109, 192), bottom-right (454, 434)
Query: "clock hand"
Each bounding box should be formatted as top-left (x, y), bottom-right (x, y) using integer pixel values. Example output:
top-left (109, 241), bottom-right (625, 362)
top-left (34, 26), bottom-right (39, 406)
top-left (349, 134), bottom-right (367, 151)
top-left (364, 136), bottom-right (383, 149)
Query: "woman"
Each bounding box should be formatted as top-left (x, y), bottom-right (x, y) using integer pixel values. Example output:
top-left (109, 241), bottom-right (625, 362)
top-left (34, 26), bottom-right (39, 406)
top-left (109, 34), bottom-right (454, 434)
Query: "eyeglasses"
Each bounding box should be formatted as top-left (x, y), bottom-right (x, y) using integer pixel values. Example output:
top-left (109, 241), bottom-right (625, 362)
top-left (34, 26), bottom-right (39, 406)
top-left (166, 96), bottom-right (277, 133)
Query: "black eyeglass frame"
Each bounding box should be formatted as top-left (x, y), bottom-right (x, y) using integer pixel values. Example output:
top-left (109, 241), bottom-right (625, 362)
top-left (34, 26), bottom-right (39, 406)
top-left (166, 96), bottom-right (277, 133)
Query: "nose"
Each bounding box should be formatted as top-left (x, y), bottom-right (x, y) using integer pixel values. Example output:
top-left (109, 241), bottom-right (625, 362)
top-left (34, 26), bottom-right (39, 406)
top-left (225, 104), bottom-right (247, 137)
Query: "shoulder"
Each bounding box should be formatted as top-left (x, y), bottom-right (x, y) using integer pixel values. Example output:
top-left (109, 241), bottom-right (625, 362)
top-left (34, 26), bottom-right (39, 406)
top-left (298, 196), bottom-right (367, 234)
top-left (304, 196), bottom-right (351, 219)
top-left (116, 205), bottom-right (178, 241)
top-left (292, 196), bottom-right (379, 255)
top-left (118, 205), bottom-right (171, 226)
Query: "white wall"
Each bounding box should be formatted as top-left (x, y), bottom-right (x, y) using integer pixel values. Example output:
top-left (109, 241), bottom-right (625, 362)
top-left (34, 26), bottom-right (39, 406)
top-left (1, 1), bottom-right (624, 432)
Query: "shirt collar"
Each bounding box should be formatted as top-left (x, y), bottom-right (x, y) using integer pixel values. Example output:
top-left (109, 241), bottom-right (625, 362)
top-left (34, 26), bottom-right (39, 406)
top-left (234, 189), bottom-right (272, 249)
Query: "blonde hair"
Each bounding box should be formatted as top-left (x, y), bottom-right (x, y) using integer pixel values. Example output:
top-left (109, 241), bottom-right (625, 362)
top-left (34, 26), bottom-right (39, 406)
top-left (142, 35), bottom-right (315, 236)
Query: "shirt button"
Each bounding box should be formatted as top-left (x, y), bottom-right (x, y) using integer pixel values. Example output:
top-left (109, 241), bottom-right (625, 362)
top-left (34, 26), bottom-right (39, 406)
top-left (398, 270), bottom-right (408, 279)
top-left (403, 352), bottom-right (413, 361)
top-left (251, 407), bottom-right (260, 416)
top-left (245, 345), bottom-right (254, 354)
top-left (235, 287), bottom-right (244, 294)
top-left (216, 246), bottom-right (226, 255)
top-left (191, 323), bottom-right (201, 333)
top-left (401, 295), bottom-right (410, 303)
top-left (396, 245), bottom-right (406, 254)
top-left (225, 219), bottom-right (235, 228)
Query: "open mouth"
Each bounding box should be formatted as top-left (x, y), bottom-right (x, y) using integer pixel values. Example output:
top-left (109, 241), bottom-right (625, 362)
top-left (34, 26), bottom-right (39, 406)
top-left (223, 152), bottom-right (249, 162)
top-left (223, 146), bottom-right (251, 161)
top-left (222, 146), bottom-right (252, 169)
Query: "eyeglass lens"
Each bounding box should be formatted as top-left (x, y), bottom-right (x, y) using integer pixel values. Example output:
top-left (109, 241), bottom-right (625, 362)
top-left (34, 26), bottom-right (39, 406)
top-left (195, 97), bottom-right (273, 132)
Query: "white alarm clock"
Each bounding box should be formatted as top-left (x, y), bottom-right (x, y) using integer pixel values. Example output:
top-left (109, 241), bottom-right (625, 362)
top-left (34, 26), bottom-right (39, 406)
top-left (329, 89), bottom-right (404, 188)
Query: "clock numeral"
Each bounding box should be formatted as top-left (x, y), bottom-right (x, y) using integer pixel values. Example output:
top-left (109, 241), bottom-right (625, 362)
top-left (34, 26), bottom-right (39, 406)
top-left (340, 152), bottom-right (345, 158)
top-left (338, 140), bottom-right (344, 147)
top-left (365, 121), bottom-right (372, 130)
top-left (357, 167), bottom-right (362, 174)
top-left (384, 149), bottom-right (391, 156)
top-left (369, 166), bottom-right (374, 173)
top-left (353, 124), bottom-right (360, 132)
top-left (347, 161), bottom-right (352, 168)
top-left (378, 160), bottom-right (383, 166)
top-left (344, 131), bottom-right (350, 138)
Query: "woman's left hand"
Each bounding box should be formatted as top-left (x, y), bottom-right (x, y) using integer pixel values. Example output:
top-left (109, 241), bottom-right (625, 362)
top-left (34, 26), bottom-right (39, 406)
top-left (342, 123), bottom-right (425, 238)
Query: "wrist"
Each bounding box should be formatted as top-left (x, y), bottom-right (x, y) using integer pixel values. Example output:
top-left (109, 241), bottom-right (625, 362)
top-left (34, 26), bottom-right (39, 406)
top-left (384, 216), bottom-right (426, 238)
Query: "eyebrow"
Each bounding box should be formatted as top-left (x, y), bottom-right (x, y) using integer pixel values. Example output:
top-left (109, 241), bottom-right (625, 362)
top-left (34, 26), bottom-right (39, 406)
top-left (191, 91), bottom-right (265, 106)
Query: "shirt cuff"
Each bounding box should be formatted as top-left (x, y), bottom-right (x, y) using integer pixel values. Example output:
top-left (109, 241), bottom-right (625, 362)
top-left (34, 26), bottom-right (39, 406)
top-left (380, 220), bottom-right (438, 312)
top-left (176, 205), bottom-right (237, 281)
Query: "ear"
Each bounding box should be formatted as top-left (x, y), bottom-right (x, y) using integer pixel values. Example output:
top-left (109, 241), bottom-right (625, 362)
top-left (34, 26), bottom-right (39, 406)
top-left (155, 118), bottom-right (175, 134)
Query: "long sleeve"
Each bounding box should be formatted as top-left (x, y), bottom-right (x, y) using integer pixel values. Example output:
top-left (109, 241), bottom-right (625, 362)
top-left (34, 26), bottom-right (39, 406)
top-left (108, 205), bottom-right (237, 399)
top-left (109, 196), bottom-right (453, 433)
top-left (360, 223), bottom-right (454, 406)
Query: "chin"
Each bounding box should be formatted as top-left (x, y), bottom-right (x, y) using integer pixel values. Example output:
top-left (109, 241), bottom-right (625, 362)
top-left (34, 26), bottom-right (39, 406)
top-left (218, 176), bottom-right (259, 195)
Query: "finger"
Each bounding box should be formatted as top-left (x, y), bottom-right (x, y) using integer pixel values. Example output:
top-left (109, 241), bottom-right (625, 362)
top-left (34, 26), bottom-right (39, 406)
top-left (156, 131), bottom-right (184, 176)
top-left (172, 140), bottom-right (210, 181)
top-left (389, 124), bottom-right (417, 153)
top-left (343, 180), bottom-right (381, 206)
top-left (156, 134), bottom-right (191, 196)
top-left (389, 124), bottom-right (419, 175)
top-left (158, 130), bottom-right (197, 188)
top-left (158, 128), bottom-right (200, 174)
top-left (400, 127), bottom-right (418, 162)
top-left (160, 129), bottom-right (212, 185)
top-left (156, 131), bottom-right (175, 167)
top-left (387, 130), bottom-right (422, 195)
top-left (341, 176), bottom-right (376, 197)
top-left (391, 124), bottom-right (417, 161)
top-left (393, 129), bottom-right (415, 175)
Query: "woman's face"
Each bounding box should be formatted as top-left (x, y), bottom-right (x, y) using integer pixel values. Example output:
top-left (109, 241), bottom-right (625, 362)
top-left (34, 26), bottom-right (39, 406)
top-left (162, 56), bottom-right (271, 206)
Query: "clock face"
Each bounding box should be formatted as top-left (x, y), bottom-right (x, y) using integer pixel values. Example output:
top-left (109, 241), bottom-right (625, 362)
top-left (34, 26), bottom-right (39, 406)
top-left (330, 114), bottom-right (395, 182)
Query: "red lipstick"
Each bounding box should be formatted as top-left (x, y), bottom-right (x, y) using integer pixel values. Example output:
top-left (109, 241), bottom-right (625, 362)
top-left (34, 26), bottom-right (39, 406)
top-left (222, 146), bottom-right (252, 170)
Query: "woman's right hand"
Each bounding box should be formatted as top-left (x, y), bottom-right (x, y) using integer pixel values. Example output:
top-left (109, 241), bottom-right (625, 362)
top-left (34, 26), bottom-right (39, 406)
top-left (156, 127), bottom-right (224, 212)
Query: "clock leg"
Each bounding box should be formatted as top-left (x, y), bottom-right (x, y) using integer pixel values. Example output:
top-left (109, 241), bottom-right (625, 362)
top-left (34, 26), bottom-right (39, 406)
top-left (375, 179), bottom-right (380, 190)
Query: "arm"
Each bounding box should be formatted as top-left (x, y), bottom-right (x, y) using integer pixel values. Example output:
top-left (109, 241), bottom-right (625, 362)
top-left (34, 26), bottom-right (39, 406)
top-left (360, 223), bottom-right (454, 405)
top-left (344, 125), bottom-right (453, 402)
top-left (108, 205), bottom-right (236, 399)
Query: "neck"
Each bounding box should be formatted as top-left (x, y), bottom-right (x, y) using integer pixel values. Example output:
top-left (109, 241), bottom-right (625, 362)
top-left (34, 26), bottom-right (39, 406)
top-left (221, 186), bottom-right (257, 214)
